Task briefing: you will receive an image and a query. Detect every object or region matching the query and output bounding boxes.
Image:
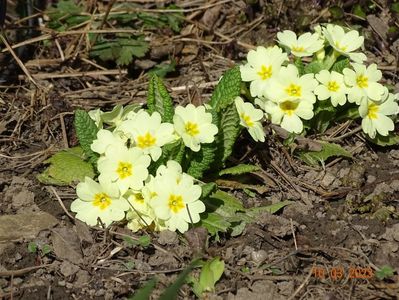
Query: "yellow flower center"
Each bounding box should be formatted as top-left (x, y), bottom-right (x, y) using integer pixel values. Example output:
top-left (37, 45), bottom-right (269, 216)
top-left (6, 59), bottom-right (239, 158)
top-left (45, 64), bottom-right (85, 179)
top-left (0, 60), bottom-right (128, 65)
top-left (116, 161), bottom-right (133, 179)
top-left (280, 100), bottom-right (299, 116)
top-left (185, 121), bottom-right (199, 136)
top-left (335, 42), bottom-right (347, 52)
top-left (327, 81), bottom-right (340, 92)
top-left (356, 75), bottom-right (368, 88)
top-left (137, 132), bottom-right (156, 149)
top-left (367, 103), bottom-right (379, 119)
top-left (285, 83), bottom-right (302, 97)
top-left (93, 193), bottom-right (111, 210)
top-left (168, 194), bottom-right (185, 213)
top-left (134, 193), bottom-right (145, 204)
top-left (257, 65), bottom-right (273, 80)
top-left (292, 45), bottom-right (304, 52)
top-left (240, 113), bottom-right (254, 127)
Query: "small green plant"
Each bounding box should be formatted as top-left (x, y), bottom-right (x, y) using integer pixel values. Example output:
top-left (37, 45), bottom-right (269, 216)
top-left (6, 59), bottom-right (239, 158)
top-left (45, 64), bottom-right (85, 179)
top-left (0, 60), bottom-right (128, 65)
top-left (27, 242), bottom-right (52, 257)
top-left (45, 1), bottom-right (184, 67)
top-left (376, 265), bottom-right (395, 280)
top-left (188, 257), bottom-right (225, 298)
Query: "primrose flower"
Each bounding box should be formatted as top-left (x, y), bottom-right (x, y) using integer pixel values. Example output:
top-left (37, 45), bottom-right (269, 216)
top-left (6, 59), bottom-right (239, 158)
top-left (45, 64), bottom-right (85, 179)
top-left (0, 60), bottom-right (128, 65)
top-left (98, 144), bottom-right (151, 194)
top-left (234, 97), bottom-right (265, 142)
top-left (322, 24), bottom-right (366, 63)
top-left (156, 160), bottom-right (194, 185)
top-left (126, 191), bottom-right (155, 232)
top-left (277, 30), bottom-right (324, 57)
top-left (314, 70), bottom-right (347, 106)
top-left (151, 174), bottom-right (205, 233)
top-left (91, 129), bottom-right (126, 155)
top-left (257, 98), bottom-right (314, 134)
top-left (359, 90), bottom-right (399, 138)
top-left (173, 104), bottom-right (218, 152)
top-left (71, 177), bottom-right (129, 227)
top-left (240, 46), bottom-right (288, 98)
top-left (343, 63), bottom-right (385, 105)
top-left (265, 64), bottom-right (318, 104)
top-left (119, 110), bottom-right (175, 161)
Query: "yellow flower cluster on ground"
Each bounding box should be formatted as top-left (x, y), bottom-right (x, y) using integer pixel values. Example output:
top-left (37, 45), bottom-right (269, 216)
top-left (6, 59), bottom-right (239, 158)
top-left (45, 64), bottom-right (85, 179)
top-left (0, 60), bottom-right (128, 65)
top-left (70, 105), bottom-right (216, 233)
top-left (240, 24), bottom-right (399, 137)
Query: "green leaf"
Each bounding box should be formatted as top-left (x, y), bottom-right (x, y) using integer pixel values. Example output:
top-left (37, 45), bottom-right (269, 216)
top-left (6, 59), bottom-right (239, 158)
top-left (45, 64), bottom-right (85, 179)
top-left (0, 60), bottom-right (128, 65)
top-left (123, 235), bottom-right (151, 248)
top-left (294, 58), bottom-right (305, 76)
top-left (146, 74), bottom-right (174, 122)
top-left (129, 278), bottom-right (157, 300)
top-left (159, 260), bottom-right (198, 300)
top-left (331, 58), bottom-right (350, 74)
top-left (376, 265), bottom-right (395, 280)
top-left (214, 104), bottom-right (241, 165)
top-left (90, 36), bottom-right (149, 66)
top-left (186, 144), bottom-right (217, 179)
top-left (366, 133), bottom-right (399, 146)
top-left (74, 109), bottom-right (99, 161)
top-left (27, 242), bottom-right (38, 253)
top-left (329, 5), bottom-right (344, 19)
top-left (197, 258), bottom-right (224, 294)
top-left (198, 212), bottom-right (232, 237)
top-left (201, 183), bottom-right (217, 199)
top-left (298, 142), bottom-right (352, 166)
top-left (199, 190), bottom-right (244, 237)
top-left (46, 0), bottom-right (89, 30)
top-left (246, 200), bottom-right (293, 216)
top-left (209, 66), bottom-right (241, 111)
top-left (309, 100), bottom-right (336, 133)
top-left (149, 60), bottom-right (176, 78)
top-left (37, 147), bottom-right (95, 185)
top-left (219, 164), bottom-right (260, 176)
top-left (353, 4), bottom-right (366, 19)
top-left (304, 61), bottom-right (324, 74)
top-left (41, 244), bottom-right (52, 257)
top-left (391, 2), bottom-right (399, 13)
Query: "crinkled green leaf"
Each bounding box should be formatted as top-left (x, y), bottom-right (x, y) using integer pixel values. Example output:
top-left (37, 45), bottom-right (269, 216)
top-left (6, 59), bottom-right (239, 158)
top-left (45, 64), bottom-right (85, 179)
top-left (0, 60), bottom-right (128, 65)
top-left (201, 183), bottom-right (217, 199)
top-left (198, 212), bottom-right (232, 237)
top-left (146, 74), bottom-right (174, 122)
top-left (37, 147), bottom-right (95, 185)
top-left (129, 278), bottom-right (157, 300)
top-left (366, 133), bottom-right (399, 146)
top-left (309, 100), bottom-right (336, 133)
top-left (214, 104), bottom-right (241, 166)
top-left (74, 109), bottom-right (99, 161)
top-left (209, 66), bottom-right (241, 111)
top-left (186, 144), bottom-right (217, 179)
top-left (304, 61), bottom-right (324, 74)
top-left (331, 58), bottom-right (350, 74)
top-left (298, 142), bottom-right (352, 166)
top-left (294, 57), bottom-right (305, 76)
top-left (199, 190), bottom-right (244, 237)
top-left (219, 164), bottom-right (260, 176)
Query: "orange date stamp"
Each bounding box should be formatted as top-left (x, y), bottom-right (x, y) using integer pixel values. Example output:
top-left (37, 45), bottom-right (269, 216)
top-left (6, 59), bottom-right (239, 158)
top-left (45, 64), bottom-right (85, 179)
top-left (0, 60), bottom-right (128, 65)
top-left (311, 265), bottom-right (374, 281)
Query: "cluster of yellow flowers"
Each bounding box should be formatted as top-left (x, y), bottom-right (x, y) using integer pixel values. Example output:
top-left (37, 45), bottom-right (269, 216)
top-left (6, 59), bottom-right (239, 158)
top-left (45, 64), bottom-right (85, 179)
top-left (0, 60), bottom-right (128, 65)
top-left (71, 106), bottom-right (218, 233)
top-left (239, 24), bottom-right (399, 138)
